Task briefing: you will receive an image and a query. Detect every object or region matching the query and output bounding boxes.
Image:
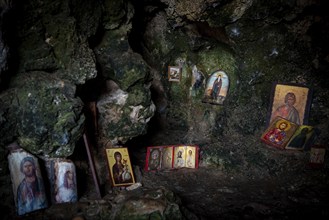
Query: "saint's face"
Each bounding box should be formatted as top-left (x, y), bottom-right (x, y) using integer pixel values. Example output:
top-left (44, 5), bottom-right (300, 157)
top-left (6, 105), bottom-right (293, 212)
top-left (279, 122), bottom-right (287, 130)
top-left (286, 94), bottom-right (296, 106)
top-left (115, 154), bottom-right (122, 162)
top-left (67, 171), bottom-right (73, 180)
top-left (152, 151), bottom-right (159, 159)
top-left (22, 161), bottom-right (34, 177)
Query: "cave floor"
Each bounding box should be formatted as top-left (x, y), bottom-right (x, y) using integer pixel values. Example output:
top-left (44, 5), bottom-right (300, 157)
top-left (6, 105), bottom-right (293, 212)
top-left (10, 165), bottom-right (329, 220)
top-left (141, 166), bottom-right (329, 220)
top-left (7, 127), bottom-right (329, 220)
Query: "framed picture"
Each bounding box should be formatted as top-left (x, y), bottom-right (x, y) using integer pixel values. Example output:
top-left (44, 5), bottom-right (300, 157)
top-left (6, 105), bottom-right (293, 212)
top-left (260, 116), bottom-right (299, 149)
top-left (106, 147), bottom-right (135, 187)
top-left (168, 66), bottom-right (181, 82)
top-left (309, 145), bottom-right (326, 168)
top-left (161, 146), bottom-right (174, 169)
top-left (173, 145), bottom-right (186, 169)
top-left (146, 146), bottom-right (163, 171)
top-left (267, 82), bottom-right (313, 126)
top-left (202, 70), bottom-right (229, 105)
top-left (144, 145), bottom-right (199, 171)
top-left (173, 145), bottom-right (198, 169)
top-left (285, 125), bottom-right (318, 150)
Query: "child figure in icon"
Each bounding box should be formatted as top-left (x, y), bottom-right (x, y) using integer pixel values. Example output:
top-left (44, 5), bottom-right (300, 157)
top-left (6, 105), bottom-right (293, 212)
top-left (121, 159), bottom-right (132, 181)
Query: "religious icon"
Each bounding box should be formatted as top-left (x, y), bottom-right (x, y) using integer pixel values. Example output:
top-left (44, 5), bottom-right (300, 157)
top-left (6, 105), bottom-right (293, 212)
top-left (173, 146), bottom-right (186, 169)
top-left (168, 66), bottom-right (182, 82)
top-left (260, 117), bottom-right (299, 149)
top-left (144, 145), bottom-right (199, 171)
top-left (202, 70), bottom-right (229, 105)
top-left (161, 147), bottom-right (174, 170)
top-left (191, 65), bottom-right (205, 97)
top-left (285, 125), bottom-right (317, 150)
top-left (106, 148), bottom-right (135, 187)
top-left (7, 142), bottom-right (48, 215)
top-left (45, 158), bottom-right (78, 204)
top-left (186, 146), bottom-right (197, 168)
top-left (147, 147), bottom-right (162, 171)
top-left (267, 82), bottom-right (313, 126)
top-left (309, 145), bottom-right (326, 168)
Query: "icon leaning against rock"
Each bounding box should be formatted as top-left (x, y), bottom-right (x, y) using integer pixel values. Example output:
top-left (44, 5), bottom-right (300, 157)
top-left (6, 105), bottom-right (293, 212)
top-left (7, 142), bottom-right (48, 216)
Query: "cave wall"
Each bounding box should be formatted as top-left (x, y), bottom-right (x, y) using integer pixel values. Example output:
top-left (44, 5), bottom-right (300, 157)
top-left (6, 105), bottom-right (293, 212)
top-left (0, 0), bottom-right (329, 216)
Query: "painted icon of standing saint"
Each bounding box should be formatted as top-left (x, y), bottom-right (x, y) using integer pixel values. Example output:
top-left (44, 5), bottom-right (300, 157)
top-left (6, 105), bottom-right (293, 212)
top-left (202, 70), bottom-right (229, 105)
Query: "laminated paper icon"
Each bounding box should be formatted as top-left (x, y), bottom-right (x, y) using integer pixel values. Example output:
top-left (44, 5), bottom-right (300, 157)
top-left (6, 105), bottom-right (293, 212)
top-left (7, 143), bottom-right (48, 216)
top-left (202, 70), bottom-right (229, 105)
top-left (45, 158), bottom-right (78, 204)
top-left (168, 66), bottom-right (182, 82)
top-left (309, 145), bottom-right (326, 168)
top-left (145, 145), bottom-right (199, 171)
top-left (261, 116), bottom-right (317, 150)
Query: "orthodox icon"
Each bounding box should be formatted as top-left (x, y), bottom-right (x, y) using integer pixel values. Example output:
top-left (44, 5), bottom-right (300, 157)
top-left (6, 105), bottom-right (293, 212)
top-left (106, 148), bottom-right (135, 187)
top-left (202, 70), bottom-right (229, 105)
top-left (7, 142), bottom-right (48, 215)
top-left (168, 66), bottom-right (182, 82)
top-left (45, 158), bottom-right (78, 204)
top-left (267, 82), bottom-right (313, 126)
top-left (309, 145), bottom-right (326, 168)
top-left (285, 125), bottom-right (317, 150)
top-left (145, 145), bottom-right (199, 171)
top-left (146, 147), bottom-right (162, 171)
top-left (161, 146), bottom-right (174, 170)
top-left (191, 65), bottom-right (205, 97)
top-left (260, 117), bottom-right (298, 149)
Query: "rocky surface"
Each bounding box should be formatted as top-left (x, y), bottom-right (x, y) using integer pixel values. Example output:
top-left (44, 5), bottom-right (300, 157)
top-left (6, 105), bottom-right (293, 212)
top-left (2, 134), bottom-right (329, 220)
top-left (0, 72), bottom-right (85, 157)
top-left (0, 0), bottom-right (329, 219)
